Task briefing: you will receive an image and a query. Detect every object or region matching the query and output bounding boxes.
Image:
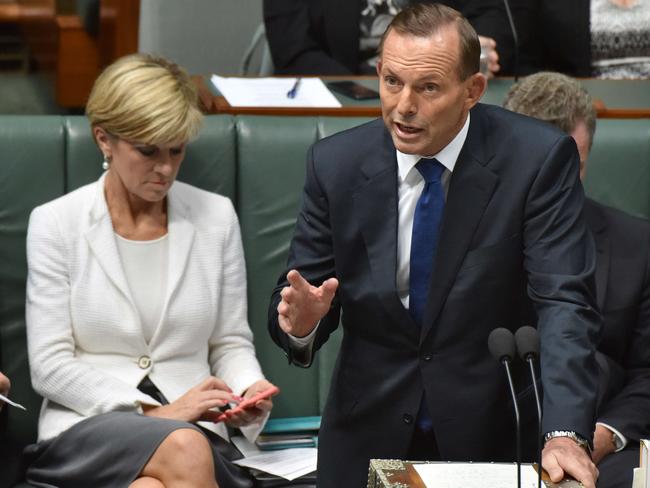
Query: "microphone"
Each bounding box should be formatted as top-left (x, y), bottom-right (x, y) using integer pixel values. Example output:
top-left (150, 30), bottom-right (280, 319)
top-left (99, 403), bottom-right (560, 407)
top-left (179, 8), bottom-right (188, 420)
top-left (488, 327), bottom-right (521, 488)
top-left (515, 325), bottom-right (542, 488)
top-left (502, 0), bottom-right (519, 81)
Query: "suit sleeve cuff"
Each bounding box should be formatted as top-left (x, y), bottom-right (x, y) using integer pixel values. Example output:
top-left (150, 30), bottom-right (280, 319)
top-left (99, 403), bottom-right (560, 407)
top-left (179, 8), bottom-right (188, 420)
top-left (596, 422), bottom-right (628, 452)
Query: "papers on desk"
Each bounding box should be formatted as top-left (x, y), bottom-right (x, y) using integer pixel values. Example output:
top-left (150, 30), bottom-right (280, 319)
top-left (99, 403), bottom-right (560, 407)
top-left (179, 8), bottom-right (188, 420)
top-left (233, 447), bottom-right (317, 481)
top-left (0, 393), bottom-right (25, 410)
top-left (211, 75), bottom-right (342, 108)
top-left (414, 463), bottom-right (541, 488)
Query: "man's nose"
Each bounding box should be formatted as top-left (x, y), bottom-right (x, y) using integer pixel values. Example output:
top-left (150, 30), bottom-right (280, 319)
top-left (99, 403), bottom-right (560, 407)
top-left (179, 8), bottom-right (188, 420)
top-left (396, 87), bottom-right (417, 117)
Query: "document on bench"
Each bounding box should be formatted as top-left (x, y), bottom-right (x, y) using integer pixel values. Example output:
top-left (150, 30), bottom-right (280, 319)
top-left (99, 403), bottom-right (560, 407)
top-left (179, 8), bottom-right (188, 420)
top-left (0, 393), bottom-right (26, 410)
top-left (414, 462), bottom-right (542, 488)
top-left (211, 75), bottom-right (342, 108)
top-left (232, 446), bottom-right (317, 481)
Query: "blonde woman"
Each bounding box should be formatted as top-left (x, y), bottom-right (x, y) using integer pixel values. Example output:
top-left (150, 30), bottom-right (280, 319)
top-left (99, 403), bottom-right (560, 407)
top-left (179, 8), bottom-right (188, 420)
top-left (24, 54), bottom-right (276, 488)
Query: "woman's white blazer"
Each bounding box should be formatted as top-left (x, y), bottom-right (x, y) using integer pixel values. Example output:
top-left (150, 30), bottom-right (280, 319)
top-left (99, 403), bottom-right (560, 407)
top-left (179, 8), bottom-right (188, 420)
top-left (26, 173), bottom-right (265, 442)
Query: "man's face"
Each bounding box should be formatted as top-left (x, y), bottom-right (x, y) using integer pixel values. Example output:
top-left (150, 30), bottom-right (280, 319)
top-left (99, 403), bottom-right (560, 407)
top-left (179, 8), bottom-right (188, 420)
top-left (570, 120), bottom-right (591, 181)
top-left (377, 26), bottom-right (486, 156)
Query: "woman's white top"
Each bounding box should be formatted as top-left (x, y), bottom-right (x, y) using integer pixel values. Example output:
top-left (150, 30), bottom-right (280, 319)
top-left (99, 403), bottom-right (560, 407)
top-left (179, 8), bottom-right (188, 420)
top-left (26, 173), bottom-right (266, 442)
top-left (115, 233), bottom-right (169, 344)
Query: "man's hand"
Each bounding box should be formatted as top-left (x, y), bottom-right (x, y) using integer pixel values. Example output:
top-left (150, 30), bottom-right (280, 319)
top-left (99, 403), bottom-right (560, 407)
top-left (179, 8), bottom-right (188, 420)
top-left (0, 372), bottom-right (10, 411)
top-left (143, 376), bottom-right (237, 423)
top-left (542, 437), bottom-right (599, 488)
top-left (478, 36), bottom-right (500, 79)
top-left (224, 379), bottom-right (277, 428)
top-left (592, 424), bottom-right (617, 465)
top-left (277, 269), bottom-right (339, 338)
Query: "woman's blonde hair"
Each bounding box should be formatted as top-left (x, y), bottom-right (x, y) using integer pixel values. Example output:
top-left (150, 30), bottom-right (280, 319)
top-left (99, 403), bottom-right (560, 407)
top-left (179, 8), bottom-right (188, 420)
top-left (86, 53), bottom-right (203, 144)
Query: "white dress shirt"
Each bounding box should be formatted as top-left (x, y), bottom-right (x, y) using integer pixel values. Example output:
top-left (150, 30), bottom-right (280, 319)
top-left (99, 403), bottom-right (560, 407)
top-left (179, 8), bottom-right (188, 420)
top-left (290, 115), bottom-right (470, 352)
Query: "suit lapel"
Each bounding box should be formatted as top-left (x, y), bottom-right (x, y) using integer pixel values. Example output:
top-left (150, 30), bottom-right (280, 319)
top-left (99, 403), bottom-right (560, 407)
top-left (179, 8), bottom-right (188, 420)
top-left (421, 107), bottom-right (499, 342)
top-left (353, 131), bottom-right (418, 334)
top-left (584, 199), bottom-right (609, 310)
top-left (85, 175), bottom-right (135, 306)
top-left (150, 185), bottom-right (195, 345)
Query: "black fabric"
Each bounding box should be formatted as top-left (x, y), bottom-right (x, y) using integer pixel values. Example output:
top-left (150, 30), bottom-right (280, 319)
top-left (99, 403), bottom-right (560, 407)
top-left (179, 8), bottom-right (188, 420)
top-left (597, 443), bottom-right (638, 488)
top-left (264, 0), bottom-right (516, 75)
top-left (585, 199), bottom-right (650, 442)
top-left (407, 427), bottom-right (440, 461)
top-left (23, 411), bottom-right (253, 488)
top-left (507, 0), bottom-right (592, 76)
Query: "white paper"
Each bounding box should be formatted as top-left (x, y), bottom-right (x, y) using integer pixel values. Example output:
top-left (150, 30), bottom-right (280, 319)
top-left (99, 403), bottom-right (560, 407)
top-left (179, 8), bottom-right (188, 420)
top-left (414, 462), bottom-right (540, 488)
top-left (231, 435), bottom-right (264, 458)
top-left (0, 392), bottom-right (26, 410)
top-left (233, 447), bottom-right (317, 481)
top-left (211, 75), bottom-right (342, 108)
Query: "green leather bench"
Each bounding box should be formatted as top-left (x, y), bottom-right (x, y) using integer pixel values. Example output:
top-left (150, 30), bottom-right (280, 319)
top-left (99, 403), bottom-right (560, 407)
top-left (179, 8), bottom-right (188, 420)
top-left (0, 114), bottom-right (648, 487)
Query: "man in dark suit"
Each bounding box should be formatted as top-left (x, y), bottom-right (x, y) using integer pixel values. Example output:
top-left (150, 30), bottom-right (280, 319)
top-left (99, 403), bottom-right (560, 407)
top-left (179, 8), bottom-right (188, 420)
top-left (268, 5), bottom-right (600, 487)
top-left (263, 0), bottom-right (509, 76)
top-left (504, 71), bottom-right (650, 488)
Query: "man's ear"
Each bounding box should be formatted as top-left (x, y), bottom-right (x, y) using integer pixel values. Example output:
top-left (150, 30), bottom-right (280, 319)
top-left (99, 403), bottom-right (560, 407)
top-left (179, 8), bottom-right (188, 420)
top-left (464, 72), bottom-right (487, 110)
top-left (376, 60), bottom-right (383, 77)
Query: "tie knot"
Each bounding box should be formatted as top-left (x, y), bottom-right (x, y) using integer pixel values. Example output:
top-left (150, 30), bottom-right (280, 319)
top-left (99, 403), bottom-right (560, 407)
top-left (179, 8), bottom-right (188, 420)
top-left (416, 158), bottom-right (445, 183)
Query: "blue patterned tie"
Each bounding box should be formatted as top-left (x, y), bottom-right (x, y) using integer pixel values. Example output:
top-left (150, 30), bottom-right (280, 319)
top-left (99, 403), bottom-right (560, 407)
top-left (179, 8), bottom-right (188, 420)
top-left (409, 158), bottom-right (445, 325)
top-left (409, 158), bottom-right (445, 433)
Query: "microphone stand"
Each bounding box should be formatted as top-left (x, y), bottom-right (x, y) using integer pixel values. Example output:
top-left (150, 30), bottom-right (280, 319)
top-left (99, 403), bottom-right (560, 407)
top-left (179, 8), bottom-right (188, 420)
top-left (526, 355), bottom-right (543, 488)
top-left (503, 357), bottom-right (522, 488)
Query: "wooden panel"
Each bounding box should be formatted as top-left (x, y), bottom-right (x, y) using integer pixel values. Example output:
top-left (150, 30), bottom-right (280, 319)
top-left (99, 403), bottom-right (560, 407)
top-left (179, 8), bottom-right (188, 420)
top-left (55, 14), bottom-right (99, 107)
top-left (99, 0), bottom-right (138, 67)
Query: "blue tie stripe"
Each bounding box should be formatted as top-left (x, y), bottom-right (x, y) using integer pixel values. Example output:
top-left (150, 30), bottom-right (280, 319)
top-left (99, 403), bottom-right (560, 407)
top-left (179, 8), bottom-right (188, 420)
top-left (409, 158), bottom-right (445, 433)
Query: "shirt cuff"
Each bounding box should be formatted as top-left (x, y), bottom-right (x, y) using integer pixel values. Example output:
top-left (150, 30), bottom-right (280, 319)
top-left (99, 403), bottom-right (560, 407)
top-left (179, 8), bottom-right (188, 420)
top-left (287, 322), bottom-right (320, 367)
top-left (596, 422), bottom-right (628, 452)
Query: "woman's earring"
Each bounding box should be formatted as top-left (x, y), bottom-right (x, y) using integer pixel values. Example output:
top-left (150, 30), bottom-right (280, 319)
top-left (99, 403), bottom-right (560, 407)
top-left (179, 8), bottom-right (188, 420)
top-left (102, 155), bottom-right (111, 171)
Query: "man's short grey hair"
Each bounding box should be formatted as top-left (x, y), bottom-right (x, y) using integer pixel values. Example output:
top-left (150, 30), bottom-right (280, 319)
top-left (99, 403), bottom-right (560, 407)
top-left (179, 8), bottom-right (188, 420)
top-left (503, 71), bottom-right (596, 147)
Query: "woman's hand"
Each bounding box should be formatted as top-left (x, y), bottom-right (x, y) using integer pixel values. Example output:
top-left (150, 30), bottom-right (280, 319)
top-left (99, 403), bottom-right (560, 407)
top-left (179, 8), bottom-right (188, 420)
top-left (143, 376), bottom-right (238, 423)
top-left (224, 379), bottom-right (277, 428)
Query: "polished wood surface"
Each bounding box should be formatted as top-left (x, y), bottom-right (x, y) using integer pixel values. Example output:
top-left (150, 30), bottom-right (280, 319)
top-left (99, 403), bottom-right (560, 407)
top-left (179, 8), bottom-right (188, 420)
top-left (55, 14), bottom-right (99, 107)
top-left (99, 0), bottom-right (139, 68)
top-left (196, 75), bottom-right (650, 119)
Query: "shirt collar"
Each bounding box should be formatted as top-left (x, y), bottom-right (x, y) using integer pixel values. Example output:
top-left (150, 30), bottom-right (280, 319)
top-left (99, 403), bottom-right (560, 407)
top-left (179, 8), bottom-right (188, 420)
top-left (397, 113), bottom-right (470, 183)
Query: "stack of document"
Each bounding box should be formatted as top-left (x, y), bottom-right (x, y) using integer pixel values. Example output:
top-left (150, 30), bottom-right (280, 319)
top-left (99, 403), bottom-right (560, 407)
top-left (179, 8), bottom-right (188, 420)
top-left (211, 75), bottom-right (342, 108)
top-left (233, 447), bottom-right (317, 481)
top-left (255, 416), bottom-right (321, 451)
top-left (633, 439), bottom-right (650, 488)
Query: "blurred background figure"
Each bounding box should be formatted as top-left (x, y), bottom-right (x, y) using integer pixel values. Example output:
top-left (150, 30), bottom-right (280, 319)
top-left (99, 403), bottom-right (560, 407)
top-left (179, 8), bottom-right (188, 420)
top-left (263, 0), bottom-right (513, 77)
top-left (511, 0), bottom-right (650, 78)
top-left (504, 71), bottom-right (650, 488)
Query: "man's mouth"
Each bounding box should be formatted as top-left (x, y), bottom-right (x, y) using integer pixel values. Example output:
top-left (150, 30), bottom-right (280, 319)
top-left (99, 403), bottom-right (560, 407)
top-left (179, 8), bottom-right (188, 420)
top-left (394, 122), bottom-right (423, 135)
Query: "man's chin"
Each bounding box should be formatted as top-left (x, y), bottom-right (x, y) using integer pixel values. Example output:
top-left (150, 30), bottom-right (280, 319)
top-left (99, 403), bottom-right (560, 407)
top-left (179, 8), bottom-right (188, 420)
top-left (390, 132), bottom-right (424, 155)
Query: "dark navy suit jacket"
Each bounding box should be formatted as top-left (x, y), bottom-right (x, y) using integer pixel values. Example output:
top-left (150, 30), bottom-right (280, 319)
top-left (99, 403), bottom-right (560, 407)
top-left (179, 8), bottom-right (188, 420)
top-left (268, 104), bottom-right (601, 488)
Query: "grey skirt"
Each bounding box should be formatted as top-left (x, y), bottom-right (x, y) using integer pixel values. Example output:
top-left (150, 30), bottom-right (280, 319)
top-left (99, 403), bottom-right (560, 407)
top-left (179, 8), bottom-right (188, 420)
top-left (24, 411), bottom-right (254, 488)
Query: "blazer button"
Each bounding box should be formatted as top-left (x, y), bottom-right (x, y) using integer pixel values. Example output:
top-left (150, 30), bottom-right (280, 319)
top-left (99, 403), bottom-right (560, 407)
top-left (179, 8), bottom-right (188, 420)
top-left (422, 353), bottom-right (432, 361)
top-left (403, 414), bottom-right (413, 424)
top-left (138, 355), bottom-right (152, 369)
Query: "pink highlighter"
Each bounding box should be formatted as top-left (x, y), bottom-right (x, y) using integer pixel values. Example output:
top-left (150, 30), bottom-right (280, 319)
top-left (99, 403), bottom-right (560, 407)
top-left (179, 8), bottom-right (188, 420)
top-left (214, 385), bottom-right (280, 423)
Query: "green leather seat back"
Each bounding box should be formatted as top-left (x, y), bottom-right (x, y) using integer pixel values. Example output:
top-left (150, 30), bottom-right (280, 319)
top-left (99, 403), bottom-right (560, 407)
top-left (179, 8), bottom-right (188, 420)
top-left (65, 115), bottom-right (238, 202)
top-left (0, 116), bottom-right (66, 486)
top-left (584, 119), bottom-right (650, 219)
top-left (236, 116), bottom-right (321, 417)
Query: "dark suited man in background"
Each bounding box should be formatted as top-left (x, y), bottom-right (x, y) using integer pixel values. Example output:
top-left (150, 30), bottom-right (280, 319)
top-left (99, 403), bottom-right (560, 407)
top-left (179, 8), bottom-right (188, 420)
top-left (268, 4), bottom-right (600, 487)
top-left (505, 71), bottom-right (650, 488)
top-left (263, 0), bottom-right (509, 76)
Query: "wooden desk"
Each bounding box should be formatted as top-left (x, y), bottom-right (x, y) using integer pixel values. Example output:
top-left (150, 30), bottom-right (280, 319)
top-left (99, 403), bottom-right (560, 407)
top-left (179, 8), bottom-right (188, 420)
top-left (366, 459), bottom-right (581, 488)
top-left (195, 76), bottom-right (650, 119)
